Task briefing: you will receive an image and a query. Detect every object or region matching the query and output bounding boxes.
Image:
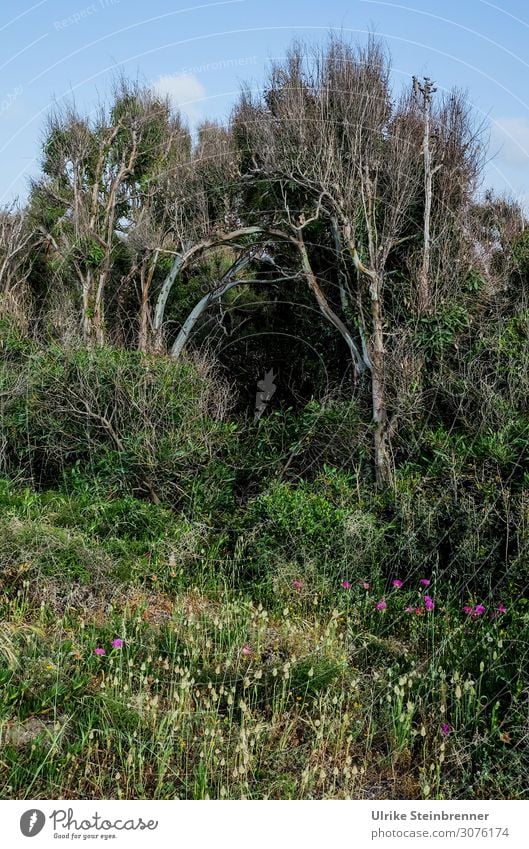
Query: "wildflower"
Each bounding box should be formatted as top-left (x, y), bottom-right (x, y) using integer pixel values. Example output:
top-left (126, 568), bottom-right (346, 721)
top-left (440, 723), bottom-right (451, 737)
top-left (420, 578), bottom-right (431, 588)
top-left (405, 606), bottom-right (414, 613)
top-left (292, 580), bottom-right (303, 591)
top-left (392, 579), bottom-right (403, 589)
top-left (111, 638), bottom-right (124, 649)
top-left (94, 647), bottom-right (106, 656)
top-left (415, 607), bottom-right (425, 616)
top-left (464, 604), bottom-right (486, 619)
top-left (360, 581), bottom-right (370, 590)
top-left (424, 595), bottom-right (435, 611)
top-left (241, 644), bottom-right (253, 656)
top-left (341, 580), bottom-right (352, 590)
top-left (376, 598), bottom-right (387, 611)
top-left (491, 603), bottom-right (507, 619)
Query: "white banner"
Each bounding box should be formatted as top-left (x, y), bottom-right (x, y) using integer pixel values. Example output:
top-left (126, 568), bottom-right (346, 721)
top-left (1, 800), bottom-right (528, 849)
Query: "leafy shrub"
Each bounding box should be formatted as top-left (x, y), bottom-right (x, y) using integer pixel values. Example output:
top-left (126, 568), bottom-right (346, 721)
top-left (238, 471), bottom-right (387, 598)
top-left (416, 303), bottom-right (469, 357)
top-left (0, 515), bottom-right (111, 588)
top-left (511, 228), bottom-right (529, 275)
top-left (0, 345), bottom-right (233, 505)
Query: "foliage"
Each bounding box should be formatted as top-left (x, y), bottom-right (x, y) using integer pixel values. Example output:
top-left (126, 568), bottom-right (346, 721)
top-left (0, 488), bottom-right (527, 799)
top-left (1, 33), bottom-right (529, 802)
top-left (0, 345), bottom-right (233, 505)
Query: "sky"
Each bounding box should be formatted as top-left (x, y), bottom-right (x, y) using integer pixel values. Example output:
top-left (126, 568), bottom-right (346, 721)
top-left (1, 0), bottom-right (529, 206)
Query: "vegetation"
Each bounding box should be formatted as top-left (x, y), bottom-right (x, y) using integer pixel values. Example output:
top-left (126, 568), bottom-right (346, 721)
top-left (0, 36), bottom-right (528, 800)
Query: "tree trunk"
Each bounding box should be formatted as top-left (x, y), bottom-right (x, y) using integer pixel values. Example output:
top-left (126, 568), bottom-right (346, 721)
top-left (153, 228), bottom-right (268, 352)
top-left (297, 233), bottom-right (366, 378)
top-left (349, 245), bottom-right (393, 487)
top-left (369, 272), bottom-right (392, 488)
top-left (93, 270), bottom-right (107, 346)
top-left (138, 265), bottom-right (150, 353)
top-left (81, 276), bottom-right (90, 344)
top-left (138, 290), bottom-right (149, 353)
top-left (418, 102), bottom-right (432, 315)
top-left (171, 281), bottom-right (242, 359)
top-left (138, 250), bottom-right (160, 354)
top-left (170, 252), bottom-right (271, 359)
top-left (82, 270), bottom-right (103, 348)
top-left (414, 76), bottom-right (437, 316)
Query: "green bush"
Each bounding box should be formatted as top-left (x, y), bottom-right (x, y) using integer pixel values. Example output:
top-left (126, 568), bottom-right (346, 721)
top-left (511, 229), bottom-right (529, 275)
top-left (237, 471), bottom-right (387, 598)
top-left (0, 515), bottom-right (111, 588)
top-left (0, 345), bottom-right (233, 506)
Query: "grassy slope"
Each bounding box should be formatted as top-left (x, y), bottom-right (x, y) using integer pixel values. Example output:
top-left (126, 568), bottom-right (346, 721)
top-left (1, 481), bottom-right (527, 800)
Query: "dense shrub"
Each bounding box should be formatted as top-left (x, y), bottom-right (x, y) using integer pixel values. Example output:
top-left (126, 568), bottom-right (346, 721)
top-left (0, 345), bottom-right (234, 505)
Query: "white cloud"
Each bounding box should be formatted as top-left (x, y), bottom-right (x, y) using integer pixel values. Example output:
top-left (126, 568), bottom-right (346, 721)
top-left (152, 73), bottom-right (206, 126)
top-left (490, 117), bottom-right (529, 169)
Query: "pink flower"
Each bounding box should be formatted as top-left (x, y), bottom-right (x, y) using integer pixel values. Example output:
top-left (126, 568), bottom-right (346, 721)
top-left (292, 580), bottom-right (303, 591)
top-left (376, 598), bottom-right (387, 611)
top-left (341, 580), bottom-right (352, 590)
top-left (94, 647), bottom-right (106, 656)
top-left (464, 604), bottom-right (486, 619)
top-left (420, 578), bottom-right (431, 588)
top-left (360, 581), bottom-right (370, 590)
top-left (496, 604), bottom-right (507, 614)
top-left (241, 644), bottom-right (253, 656)
top-left (424, 595), bottom-right (435, 611)
top-left (111, 638), bottom-right (124, 649)
top-left (415, 606), bottom-right (424, 616)
top-left (440, 723), bottom-right (451, 737)
top-left (405, 606), bottom-right (414, 613)
top-left (392, 579), bottom-right (403, 589)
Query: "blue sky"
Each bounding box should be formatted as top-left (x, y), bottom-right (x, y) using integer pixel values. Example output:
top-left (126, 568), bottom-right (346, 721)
top-left (1, 0), bottom-right (529, 206)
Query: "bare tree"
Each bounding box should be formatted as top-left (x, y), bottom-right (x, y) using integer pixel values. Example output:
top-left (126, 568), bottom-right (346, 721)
top-left (0, 205), bottom-right (35, 325)
top-left (120, 108), bottom-right (192, 352)
top-left (228, 38), bottom-right (425, 484)
top-left (149, 120), bottom-right (246, 351)
top-left (32, 81), bottom-right (187, 347)
top-left (23, 37), bottom-right (484, 489)
top-left (413, 77), bottom-right (438, 314)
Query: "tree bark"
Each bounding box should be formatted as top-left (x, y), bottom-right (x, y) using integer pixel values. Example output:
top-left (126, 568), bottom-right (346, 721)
top-left (418, 101), bottom-right (432, 315)
top-left (81, 271), bottom-right (94, 346)
top-left (296, 233), bottom-right (366, 378)
top-left (152, 227), bottom-right (264, 351)
top-left (350, 245), bottom-right (393, 488)
top-left (138, 250), bottom-right (159, 353)
top-left (414, 76), bottom-right (438, 315)
top-left (369, 272), bottom-right (392, 488)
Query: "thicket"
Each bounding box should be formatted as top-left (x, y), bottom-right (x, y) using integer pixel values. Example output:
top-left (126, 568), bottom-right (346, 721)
top-left (1, 36), bottom-right (529, 800)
